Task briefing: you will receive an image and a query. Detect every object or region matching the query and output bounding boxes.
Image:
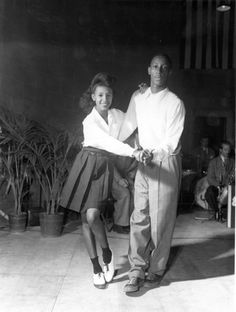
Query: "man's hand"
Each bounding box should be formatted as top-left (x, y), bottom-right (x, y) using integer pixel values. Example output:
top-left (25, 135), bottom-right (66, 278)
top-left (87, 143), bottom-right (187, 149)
top-left (132, 149), bottom-right (153, 165)
top-left (142, 149), bottom-right (153, 165)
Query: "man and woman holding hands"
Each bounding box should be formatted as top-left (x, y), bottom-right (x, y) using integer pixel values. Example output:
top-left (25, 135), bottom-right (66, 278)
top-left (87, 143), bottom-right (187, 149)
top-left (61, 53), bottom-right (186, 293)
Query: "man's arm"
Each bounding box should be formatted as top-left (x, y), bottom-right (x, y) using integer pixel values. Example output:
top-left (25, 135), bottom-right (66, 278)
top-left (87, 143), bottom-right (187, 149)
top-left (118, 91), bottom-right (138, 142)
top-left (154, 100), bottom-right (186, 162)
top-left (226, 160), bottom-right (235, 185)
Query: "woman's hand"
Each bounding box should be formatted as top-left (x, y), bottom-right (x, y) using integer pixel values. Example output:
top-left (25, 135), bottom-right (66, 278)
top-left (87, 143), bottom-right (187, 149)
top-left (138, 83), bottom-right (148, 94)
top-left (132, 149), bottom-right (143, 162)
top-left (142, 149), bottom-right (153, 165)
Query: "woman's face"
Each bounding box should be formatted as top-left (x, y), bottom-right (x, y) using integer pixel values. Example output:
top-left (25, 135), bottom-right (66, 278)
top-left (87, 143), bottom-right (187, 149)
top-left (92, 85), bottom-right (113, 114)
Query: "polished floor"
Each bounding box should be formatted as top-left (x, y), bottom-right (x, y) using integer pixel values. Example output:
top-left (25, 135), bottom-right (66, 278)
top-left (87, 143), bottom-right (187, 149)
top-left (0, 208), bottom-right (235, 312)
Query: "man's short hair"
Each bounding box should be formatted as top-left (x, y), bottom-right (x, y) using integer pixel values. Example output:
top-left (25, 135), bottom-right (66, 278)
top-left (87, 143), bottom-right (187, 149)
top-left (219, 140), bottom-right (231, 150)
top-left (150, 53), bottom-right (172, 70)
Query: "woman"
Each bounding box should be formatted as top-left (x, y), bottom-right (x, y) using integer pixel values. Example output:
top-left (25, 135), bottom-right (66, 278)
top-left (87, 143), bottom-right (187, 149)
top-left (61, 73), bottom-right (147, 289)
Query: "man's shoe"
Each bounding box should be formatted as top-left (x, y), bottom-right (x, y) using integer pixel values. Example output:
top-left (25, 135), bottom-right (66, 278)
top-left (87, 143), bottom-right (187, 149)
top-left (194, 209), bottom-right (215, 221)
top-left (123, 277), bottom-right (144, 293)
top-left (112, 224), bottom-right (130, 234)
top-left (103, 252), bottom-right (115, 283)
top-left (93, 272), bottom-right (106, 289)
top-left (143, 274), bottom-right (163, 288)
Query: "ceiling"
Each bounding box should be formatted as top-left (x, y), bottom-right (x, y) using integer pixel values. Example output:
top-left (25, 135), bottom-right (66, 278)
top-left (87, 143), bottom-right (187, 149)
top-left (4, 0), bottom-right (185, 46)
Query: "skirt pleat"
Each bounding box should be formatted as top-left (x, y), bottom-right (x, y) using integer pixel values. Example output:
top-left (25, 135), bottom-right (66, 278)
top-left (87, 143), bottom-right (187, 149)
top-left (60, 147), bottom-right (113, 213)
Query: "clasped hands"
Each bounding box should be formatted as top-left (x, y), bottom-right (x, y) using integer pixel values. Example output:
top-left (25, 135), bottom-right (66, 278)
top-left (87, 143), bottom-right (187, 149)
top-left (132, 148), bottom-right (153, 165)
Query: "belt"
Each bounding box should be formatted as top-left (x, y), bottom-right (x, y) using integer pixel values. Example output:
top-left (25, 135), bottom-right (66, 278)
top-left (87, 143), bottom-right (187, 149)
top-left (83, 146), bottom-right (112, 157)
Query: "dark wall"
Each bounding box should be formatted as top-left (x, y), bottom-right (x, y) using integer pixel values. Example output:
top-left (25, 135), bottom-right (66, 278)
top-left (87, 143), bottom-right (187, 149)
top-left (0, 0), bottom-right (234, 155)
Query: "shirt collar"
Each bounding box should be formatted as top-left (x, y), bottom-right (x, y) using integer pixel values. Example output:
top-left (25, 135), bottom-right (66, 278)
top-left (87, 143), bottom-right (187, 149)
top-left (107, 110), bottom-right (114, 125)
top-left (92, 107), bottom-right (113, 126)
top-left (220, 155), bottom-right (227, 163)
top-left (91, 107), bottom-right (99, 119)
top-left (144, 87), bottom-right (168, 99)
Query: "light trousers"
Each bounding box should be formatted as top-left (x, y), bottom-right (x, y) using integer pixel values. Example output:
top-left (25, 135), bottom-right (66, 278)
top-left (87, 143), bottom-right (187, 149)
top-left (128, 154), bottom-right (182, 279)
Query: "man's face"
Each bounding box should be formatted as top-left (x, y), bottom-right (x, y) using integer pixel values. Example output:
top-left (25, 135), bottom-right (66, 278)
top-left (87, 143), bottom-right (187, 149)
top-left (220, 144), bottom-right (231, 158)
top-left (148, 56), bottom-right (171, 88)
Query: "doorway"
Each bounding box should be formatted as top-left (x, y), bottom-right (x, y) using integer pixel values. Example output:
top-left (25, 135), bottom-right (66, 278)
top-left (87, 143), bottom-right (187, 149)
top-left (193, 116), bottom-right (226, 153)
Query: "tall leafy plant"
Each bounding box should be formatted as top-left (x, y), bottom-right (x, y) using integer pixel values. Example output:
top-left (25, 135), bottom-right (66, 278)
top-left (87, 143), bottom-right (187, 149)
top-left (0, 108), bottom-right (75, 216)
top-left (0, 108), bottom-right (34, 215)
top-left (28, 126), bottom-right (75, 215)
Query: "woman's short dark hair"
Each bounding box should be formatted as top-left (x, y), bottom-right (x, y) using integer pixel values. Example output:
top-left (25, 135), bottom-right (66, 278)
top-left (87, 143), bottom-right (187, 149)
top-left (79, 72), bottom-right (116, 114)
top-left (90, 72), bottom-right (116, 93)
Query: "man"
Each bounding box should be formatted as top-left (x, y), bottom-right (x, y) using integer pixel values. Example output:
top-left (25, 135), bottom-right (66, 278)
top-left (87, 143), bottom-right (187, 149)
top-left (192, 136), bottom-right (215, 176)
top-left (119, 54), bottom-right (185, 293)
top-left (205, 141), bottom-right (235, 220)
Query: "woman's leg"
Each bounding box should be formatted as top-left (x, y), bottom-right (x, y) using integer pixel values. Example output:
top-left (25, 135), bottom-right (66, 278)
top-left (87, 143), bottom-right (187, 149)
top-left (81, 217), bottom-right (97, 259)
top-left (86, 208), bottom-right (114, 282)
top-left (81, 212), bottom-right (106, 289)
top-left (86, 208), bottom-right (109, 249)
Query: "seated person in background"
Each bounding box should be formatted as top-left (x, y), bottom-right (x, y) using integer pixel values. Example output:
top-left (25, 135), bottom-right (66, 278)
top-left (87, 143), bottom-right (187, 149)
top-left (111, 164), bottom-right (133, 234)
top-left (205, 140), bottom-right (235, 219)
top-left (111, 131), bottom-right (138, 234)
top-left (192, 136), bottom-right (215, 176)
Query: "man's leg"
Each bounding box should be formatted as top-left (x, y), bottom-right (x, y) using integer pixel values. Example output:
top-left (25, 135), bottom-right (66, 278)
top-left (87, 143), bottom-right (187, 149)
top-left (145, 156), bottom-right (181, 286)
top-left (124, 166), bottom-right (151, 293)
top-left (205, 185), bottom-right (219, 212)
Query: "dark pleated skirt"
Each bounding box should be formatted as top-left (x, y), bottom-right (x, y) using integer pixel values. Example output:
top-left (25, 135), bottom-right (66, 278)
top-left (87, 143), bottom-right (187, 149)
top-left (60, 147), bottom-right (114, 213)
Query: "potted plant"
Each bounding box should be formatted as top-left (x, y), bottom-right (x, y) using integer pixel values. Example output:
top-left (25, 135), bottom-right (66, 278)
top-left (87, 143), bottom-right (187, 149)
top-left (28, 124), bottom-right (75, 237)
top-left (0, 108), bottom-right (34, 233)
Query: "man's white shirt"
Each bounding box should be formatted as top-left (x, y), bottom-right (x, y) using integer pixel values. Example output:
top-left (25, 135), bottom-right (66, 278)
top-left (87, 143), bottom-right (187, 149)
top-left (119, 87), bottom-right (185, 161)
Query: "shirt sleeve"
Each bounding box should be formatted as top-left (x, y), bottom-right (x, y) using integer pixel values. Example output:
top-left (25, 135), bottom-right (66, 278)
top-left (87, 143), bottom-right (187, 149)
top-left (224, 160), bottom-right (235, 185)
top-left (118, 91), bottom-right (138, 142)
top-left (154, 99), bottom-right (186, 161)
top-left (83, 118), bottom-right (135, 157)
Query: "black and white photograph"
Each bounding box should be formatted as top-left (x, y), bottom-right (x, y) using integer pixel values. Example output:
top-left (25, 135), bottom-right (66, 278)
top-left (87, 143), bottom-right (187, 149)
top-left (0, 1), bottom-right (235, 311)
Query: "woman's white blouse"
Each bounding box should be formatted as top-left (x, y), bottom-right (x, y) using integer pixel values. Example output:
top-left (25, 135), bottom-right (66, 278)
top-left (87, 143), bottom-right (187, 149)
top-left (82, 107), bottom-right (135, 157)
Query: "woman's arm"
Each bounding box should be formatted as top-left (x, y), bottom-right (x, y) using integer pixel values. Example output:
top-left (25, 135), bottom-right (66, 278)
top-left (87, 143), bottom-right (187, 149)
top-left (83, 119), bottom-right (135, 157)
